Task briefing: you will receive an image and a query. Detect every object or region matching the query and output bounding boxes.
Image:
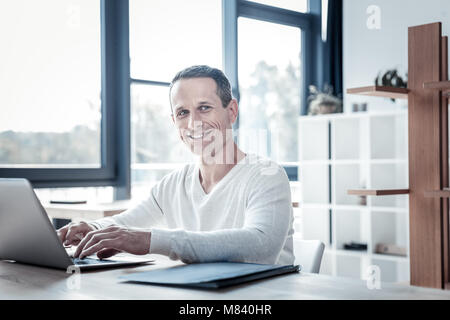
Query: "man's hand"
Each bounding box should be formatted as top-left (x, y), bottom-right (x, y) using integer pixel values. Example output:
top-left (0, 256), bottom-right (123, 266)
top-left (57, 221), bottom-right (96, 247)
top-left (73, 226), bottom-right (151, 259)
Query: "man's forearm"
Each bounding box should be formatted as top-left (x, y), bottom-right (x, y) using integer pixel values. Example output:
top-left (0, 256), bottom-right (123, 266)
top-left (149, 227), bottom-right (286, 265)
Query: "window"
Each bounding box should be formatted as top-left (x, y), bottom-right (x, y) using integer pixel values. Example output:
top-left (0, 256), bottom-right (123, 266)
top-left (227, 0), bottom-right (316, 180)
top-left (238, 17), bottom-right (302, 164)
top-left (1, 0), bottom-right (323, 198)
top-left (0, 0), bottom-right (131, 191)
top-left (129, 0), bottom-right (222, 82)
top-left (129, 0), bottom-right (222, 198)
top-left (130, 84), bottom-right (195, 198)
top-left (0, 0), bottom-right (101, 167)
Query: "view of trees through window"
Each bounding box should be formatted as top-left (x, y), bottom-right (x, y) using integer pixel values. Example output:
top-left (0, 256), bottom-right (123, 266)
top-left (0, 0), bottom-right (101, 167)
top-left (238, 17), bottom-right (302, 164)
top-left (0, 124), bottom-right (100, 167)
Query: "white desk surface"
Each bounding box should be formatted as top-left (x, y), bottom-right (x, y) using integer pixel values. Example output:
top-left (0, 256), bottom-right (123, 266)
top-left (1, 255), bottom-right (450, 300)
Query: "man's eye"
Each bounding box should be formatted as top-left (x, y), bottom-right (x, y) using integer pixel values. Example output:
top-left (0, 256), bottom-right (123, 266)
top-left (199, 105), bottom-right (211, 111)
top-left (177, 110), bottom-right (188, 117)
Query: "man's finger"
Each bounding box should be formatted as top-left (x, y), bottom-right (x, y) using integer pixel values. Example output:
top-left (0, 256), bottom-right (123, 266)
top-left (73, 230), bottom-right (98, 257)
top-left (64, 226), bottom-right (85, 246)
top-left (78, 232), bottom-right (116, 256)
top-left (96, 248), bottom-right (121, 259)
top-left (79, 239), bottom-right (119, 259)
top-left (57, 225), bottom-right (69, 242)
top-left (74, 226), bottom-right (119, 258)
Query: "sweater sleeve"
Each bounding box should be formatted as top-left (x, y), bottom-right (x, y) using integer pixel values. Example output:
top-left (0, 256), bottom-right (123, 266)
top-left (149, 164), bottom-right (293, 265)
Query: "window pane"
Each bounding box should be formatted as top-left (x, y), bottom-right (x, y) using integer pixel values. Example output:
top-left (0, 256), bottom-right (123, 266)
top-left (249, 0), bottom-right (308, 12)
top-left (0, 0), bottom-right (101, 167)
top-left (131, 84), bottom-right (195, 194)
top-left (238, 17), bottom-right (302, 163)
top-left (129, 0), bottom-right (222, 82)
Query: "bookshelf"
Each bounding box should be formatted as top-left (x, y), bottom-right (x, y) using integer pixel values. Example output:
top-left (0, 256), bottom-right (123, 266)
top-left (295, 110), bottom-right (410, 283)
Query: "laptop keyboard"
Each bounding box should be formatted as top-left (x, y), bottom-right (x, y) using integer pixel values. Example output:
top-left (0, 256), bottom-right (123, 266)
top-left (72, 257), bottom-right (114, 265)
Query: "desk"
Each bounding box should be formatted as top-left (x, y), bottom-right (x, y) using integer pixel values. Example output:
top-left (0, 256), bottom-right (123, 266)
top-left (44, 200), bottom-right (133, 222)
top-left (1, 255), bottom-right (450, 300)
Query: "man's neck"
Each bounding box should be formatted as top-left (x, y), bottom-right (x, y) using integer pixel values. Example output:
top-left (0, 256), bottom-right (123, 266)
top-left (198, 143), bottom-right (246, 193)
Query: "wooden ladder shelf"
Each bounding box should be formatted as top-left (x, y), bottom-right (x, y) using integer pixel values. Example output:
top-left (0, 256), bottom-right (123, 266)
top-left (346, 22), bottom-right (450, 289)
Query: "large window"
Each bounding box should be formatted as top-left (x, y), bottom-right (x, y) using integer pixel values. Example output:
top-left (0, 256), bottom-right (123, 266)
top-left (129, 0), bottom-right (222, 198)
top-left (1, 0), bottom-right (323, 199)
top-left (0, 0), bottom-right (101, 167)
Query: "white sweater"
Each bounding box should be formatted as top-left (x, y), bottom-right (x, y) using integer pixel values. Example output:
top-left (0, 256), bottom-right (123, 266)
top-left (91, 154), bottom-right (295, 265)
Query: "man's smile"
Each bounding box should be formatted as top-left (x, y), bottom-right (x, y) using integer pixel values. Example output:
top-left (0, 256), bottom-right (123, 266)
top-left (187, 129), bottom-right (214, 140)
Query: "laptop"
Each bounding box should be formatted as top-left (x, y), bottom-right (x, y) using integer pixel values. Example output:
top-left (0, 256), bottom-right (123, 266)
top-left (0, 178), bottom-right (154, 271)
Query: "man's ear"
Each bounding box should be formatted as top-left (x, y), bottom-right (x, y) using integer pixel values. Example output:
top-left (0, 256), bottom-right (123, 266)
top-left (227, 99), bottom-right (239, 124)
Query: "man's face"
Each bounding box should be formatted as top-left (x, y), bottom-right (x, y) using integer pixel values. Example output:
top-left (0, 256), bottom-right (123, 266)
top-left (170, 77), bottom-right (237, 157)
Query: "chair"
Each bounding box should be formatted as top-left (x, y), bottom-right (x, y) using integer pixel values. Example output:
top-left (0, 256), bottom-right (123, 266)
top-left (293, 239), bottom-right (325, 273)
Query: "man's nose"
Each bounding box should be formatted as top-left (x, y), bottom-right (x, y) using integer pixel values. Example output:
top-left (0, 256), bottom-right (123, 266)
top-left (188, 113), bottom-right (202, 131)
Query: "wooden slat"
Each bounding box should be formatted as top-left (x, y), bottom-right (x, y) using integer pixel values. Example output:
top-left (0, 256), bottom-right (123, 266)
top-left (408, 22), bottom-right (444, 289)
top-left (348, 189), bottom-right (409, 196)
top-left (347, 86), bottom-right (409, 99)
top-left (423, 80), bottom-right (450, 90)
top-left (424, 189), bottom-right (450, 198)
top-left (440, 36), bottom-right (449, 287)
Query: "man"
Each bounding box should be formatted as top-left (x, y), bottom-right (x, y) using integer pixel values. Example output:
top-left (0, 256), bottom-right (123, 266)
top-left (58, 65), bottom-right (295, 265)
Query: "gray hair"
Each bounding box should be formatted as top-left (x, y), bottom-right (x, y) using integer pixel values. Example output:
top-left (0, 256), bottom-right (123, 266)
top-left (169, 65), bottom-right (233, 112)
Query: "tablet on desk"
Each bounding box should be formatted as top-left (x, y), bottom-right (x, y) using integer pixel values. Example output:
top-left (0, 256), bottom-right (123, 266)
top-left (120, 262), bottom-right (301, 289)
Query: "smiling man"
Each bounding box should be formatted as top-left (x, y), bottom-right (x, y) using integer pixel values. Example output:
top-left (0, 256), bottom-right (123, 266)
top-left (58, 65), bottom-right (295, 265)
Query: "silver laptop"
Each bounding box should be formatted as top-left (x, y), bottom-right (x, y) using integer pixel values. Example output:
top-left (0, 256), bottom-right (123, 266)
top-left (0, 178), bottom-right (154, 270)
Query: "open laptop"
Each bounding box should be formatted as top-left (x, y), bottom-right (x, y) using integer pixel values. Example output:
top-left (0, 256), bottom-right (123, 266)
top-left (0, 178), bottom-right (154, 270)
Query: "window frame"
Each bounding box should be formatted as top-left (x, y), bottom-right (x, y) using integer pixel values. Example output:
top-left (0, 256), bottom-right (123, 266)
top-left (0, 0), bottom-right (131, 198)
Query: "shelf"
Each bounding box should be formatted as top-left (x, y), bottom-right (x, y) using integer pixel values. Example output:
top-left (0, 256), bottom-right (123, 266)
top-left (298, 159), bottom-right (408, 165)
top-left (326, 248), bottom-right (409, 262)
top-left (347, 86), bottom-right (409, 100)
top-left (370, 159), bottom-right (408, 164)
top-left (423, 80), bottom-right (450, 91)
top-left (423, 81), bottom-right (450, 97)
top-left (423, 188), bottom-right (450, 198)
top-left (298, 203), bottom-right (408, 213)
top-left (299, 110), bottom-right (408, 121)
top-left (347, 189), bottom-right (410, 196)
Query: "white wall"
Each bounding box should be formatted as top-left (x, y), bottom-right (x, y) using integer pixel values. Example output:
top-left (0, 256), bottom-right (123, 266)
top-left (343, 0), bottom-right (450, 113)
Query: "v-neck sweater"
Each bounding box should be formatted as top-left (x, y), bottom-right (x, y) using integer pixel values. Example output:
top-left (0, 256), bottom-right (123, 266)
top-left (91, 154), bottom-right (295, 265)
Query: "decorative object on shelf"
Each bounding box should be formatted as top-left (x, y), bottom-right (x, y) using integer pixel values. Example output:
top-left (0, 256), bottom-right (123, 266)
top-left (375, 243), bottom-right (407, 257)
top-left (307, 84), bottom-right (343, 115)
top-left (358, 181), bottom-right (367, 205)
top-left (343, 242), bottom-right (368, 251)
top-left (374, 68), bottom-right (408, 102)
top-left (352, 103), bottom-right (367, 113)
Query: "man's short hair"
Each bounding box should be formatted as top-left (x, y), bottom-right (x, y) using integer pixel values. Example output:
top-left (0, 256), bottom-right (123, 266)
top-left (169, 65), bottom-right (233, 112)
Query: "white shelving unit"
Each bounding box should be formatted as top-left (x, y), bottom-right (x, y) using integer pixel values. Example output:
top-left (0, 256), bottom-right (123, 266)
top-left (294, 110), bottom-right (410, 283)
